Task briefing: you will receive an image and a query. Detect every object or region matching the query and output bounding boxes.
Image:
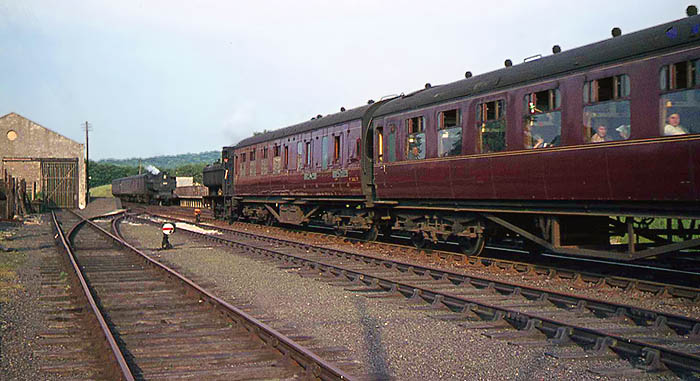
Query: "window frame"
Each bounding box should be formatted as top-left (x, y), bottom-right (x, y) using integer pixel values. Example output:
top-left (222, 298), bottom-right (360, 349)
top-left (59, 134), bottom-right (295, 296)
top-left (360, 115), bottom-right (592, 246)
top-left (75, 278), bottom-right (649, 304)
top-left (305, 141), bottom-right (312, 167)
top-left (333, 135), bottom-right (341, 164)
top-left (658, 58), bottom-right (700, 137)
top-left (660, 59), bottom-right (698, 92)
top-left (476, 98), bottom-right (507, 153)
top-left (404, 115), bottom-right (426, 160)
top-left (436, 107), bottom-right (464, 157)
top-left (522, 88), bottom-right (562, 149)
top-left (581, 72), bottom-right (632, 143)
top-left (376, 126), bottom-right (384, 163)
top-left (583, 74), bottom-right (631, 105)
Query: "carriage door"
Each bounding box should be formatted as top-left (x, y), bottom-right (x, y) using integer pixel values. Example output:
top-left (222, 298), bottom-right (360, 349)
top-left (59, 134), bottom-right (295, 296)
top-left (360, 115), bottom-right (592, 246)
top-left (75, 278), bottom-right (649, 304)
top-left (361, 125), bottom-right (376, 200)
top-left (41, 159), bottom-right (78, 208)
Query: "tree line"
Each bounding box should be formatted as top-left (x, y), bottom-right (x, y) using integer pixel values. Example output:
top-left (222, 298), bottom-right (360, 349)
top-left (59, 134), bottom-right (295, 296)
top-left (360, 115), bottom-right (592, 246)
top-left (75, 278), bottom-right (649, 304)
top-left (88, 161), bottom-right (207, 187)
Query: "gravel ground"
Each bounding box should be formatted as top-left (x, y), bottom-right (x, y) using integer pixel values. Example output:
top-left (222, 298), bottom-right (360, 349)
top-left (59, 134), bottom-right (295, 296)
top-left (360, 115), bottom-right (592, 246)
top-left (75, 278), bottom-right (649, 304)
top-left (0, 215), bottom-right (50, 380)
top-left (218, 221), bottom-right (700, 321)
top-left (120, 220), bottom-right (686, 380)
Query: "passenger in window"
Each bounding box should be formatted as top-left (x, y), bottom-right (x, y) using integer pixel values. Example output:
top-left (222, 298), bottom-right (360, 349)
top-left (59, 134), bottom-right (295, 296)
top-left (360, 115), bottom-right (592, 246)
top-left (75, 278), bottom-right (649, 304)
top-left (591, 125), bottom-right (610, 143)
top-left (616, 125), bottom-right (631, 140)
top-left (549, 135), bottom-right (561, 147)
top-left (524, 124), bottom-right (545, 148)
top-left (664, 113), bottom-right (688, 136)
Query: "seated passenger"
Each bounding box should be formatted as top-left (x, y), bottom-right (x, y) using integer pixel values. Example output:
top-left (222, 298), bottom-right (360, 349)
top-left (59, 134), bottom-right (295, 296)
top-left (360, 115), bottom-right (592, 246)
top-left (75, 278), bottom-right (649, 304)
top-left (591, 125), bottom-right (610, 143)
top-left (664, 113), bottom-right (688, 136)
top-left (616, 125), bottom-right (631, 140)
top-left (524, 125), bottom-right (544, 148)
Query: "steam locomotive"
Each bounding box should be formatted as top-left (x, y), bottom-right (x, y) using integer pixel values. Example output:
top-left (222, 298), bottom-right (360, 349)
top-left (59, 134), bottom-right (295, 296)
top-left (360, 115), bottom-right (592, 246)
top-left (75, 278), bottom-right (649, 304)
top-left (203, 10), bottom-right (700, 261)
top-left (112, 172), bottom-right (177, 205)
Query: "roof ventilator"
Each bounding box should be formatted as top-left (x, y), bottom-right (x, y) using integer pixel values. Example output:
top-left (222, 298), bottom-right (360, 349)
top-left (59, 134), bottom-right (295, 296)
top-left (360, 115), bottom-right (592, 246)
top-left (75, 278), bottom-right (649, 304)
top-left (612, 27), bottom-right (622, 37)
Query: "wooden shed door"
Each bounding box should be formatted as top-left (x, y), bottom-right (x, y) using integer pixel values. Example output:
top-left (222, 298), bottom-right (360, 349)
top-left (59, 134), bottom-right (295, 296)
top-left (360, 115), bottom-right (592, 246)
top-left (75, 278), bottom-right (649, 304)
top-left (41, 160), bottom-right (78, 208)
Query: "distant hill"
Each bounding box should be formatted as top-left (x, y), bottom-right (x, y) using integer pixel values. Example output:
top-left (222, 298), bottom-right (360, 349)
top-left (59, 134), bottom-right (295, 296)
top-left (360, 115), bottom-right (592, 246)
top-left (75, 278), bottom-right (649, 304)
top-left (98, 151), bottom-right (220, 169)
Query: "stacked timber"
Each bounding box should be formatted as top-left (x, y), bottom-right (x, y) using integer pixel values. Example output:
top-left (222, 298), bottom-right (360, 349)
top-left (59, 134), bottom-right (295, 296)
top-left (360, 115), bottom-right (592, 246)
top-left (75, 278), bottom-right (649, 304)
top-left (1, 170), bottom-right (32, 220)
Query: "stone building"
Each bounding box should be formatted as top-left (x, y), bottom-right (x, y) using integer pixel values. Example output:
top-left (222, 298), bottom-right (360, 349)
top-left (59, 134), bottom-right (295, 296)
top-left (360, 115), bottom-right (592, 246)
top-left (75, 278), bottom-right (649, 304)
top-left (0, 112), bottom-right (86, 209)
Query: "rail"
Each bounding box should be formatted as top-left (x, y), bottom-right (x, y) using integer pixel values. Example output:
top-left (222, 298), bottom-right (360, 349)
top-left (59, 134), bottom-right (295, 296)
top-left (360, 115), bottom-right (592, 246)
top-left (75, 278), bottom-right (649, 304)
top-left (129, 212), bottom-right (700, 375)
top-left (72, 210), bottom-right (354, 380)
top-left (50, 211), bottom-right (135, 380)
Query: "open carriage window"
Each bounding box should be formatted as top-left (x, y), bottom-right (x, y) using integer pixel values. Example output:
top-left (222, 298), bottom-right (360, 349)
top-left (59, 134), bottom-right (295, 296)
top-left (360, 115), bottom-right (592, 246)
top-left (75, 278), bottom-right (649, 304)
top-left (477, 100), bottom-right (506, 153)
top-left (437, 109), bottom-right (462, 157)
top-left (659, 59), bottom-right (700, 136)
top-left (376, 127), bottom-right (384, 163)
top-left (305, 141), bottom-right (312, 167)
top-left (333, 135), bottom-right (341, 163)
top-left (405, 116), bottom-right (425, 160)
top-left (523, 89), bottom-right (561, 148)
top-left (583, 75), bottom-right (631, 143)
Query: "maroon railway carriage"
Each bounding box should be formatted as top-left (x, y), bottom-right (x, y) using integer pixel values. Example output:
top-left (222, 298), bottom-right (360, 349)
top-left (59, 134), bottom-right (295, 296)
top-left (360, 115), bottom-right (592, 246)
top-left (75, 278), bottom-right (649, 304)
top-left (228, 104), bottom-right (383, 231)
top-left (223, 11), bottom-right (700, 261)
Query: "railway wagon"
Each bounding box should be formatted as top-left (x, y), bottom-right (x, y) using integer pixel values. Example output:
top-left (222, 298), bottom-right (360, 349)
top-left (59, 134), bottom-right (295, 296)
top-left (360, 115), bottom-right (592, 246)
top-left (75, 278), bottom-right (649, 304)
top-left (220, 10), bottom-right (700, 261)
top-left (112, 172), bottom-right (176, 205)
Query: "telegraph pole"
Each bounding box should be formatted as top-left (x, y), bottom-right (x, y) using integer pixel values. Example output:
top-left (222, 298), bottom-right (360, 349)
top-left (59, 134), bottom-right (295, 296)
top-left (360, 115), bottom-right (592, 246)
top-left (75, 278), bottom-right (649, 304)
top-left (84, 121), bottom-right (92, 205)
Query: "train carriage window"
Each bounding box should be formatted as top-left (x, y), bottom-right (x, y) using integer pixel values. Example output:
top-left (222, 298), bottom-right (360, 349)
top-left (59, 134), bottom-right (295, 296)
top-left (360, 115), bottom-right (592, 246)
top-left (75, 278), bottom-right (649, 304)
top-left (477, 100), bottom-right (506, 153)
top-left (322, 136), bottom-right (329, 170)
top-left (261, 147), bottom-right (269, 175)
top-left (333, 135), bottom-right (341, 163)
top-left (305, 141), bottom-right (312, 167)
top-left (378, 128), bottom-right (384, 163)
top-left (583, 75), bottom-right (631, 143)
top-left (660, 60), bottom-right (697, 91)
top-left (249, 149), bottom-right (256, 176)
top-left (405, 116), bottom-right (425, 160)
top-left (387, 125), bottom-right (396, 162)
top-left (437, 109), bottom-right (462, 157)
top-left (353, 138), bottom-right (361, 161)
top-left (284, 145), bottom-right (289, 169)
top-left (272, 144), bottom-right (282, 174)
top-left (659, 60), bottom-right (700, 136)
top-left (524, 89), bottom-right (561, 148)
top-left (296, 142), bottom-right (303, 170)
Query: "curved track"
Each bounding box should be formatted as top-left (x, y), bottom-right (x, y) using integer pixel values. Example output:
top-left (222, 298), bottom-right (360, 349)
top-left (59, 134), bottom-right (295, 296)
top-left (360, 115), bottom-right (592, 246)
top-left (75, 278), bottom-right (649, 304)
top-left (53, 210), bottom-right (354, 380)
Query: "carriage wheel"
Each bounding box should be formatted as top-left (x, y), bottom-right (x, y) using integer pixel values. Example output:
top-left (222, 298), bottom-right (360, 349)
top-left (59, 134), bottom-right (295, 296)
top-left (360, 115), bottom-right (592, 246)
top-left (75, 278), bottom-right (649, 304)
top-left (458, 234), bottom-right (485, 256)
top-left (411, 232), bottom-right (428, 249)
top-left (362, 226), bottom-right (379, 241)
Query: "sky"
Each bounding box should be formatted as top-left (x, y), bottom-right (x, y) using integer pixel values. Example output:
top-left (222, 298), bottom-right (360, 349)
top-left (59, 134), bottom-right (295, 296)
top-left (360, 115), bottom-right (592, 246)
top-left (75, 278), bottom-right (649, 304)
top-left (0, 0), bottom-right (694, 160)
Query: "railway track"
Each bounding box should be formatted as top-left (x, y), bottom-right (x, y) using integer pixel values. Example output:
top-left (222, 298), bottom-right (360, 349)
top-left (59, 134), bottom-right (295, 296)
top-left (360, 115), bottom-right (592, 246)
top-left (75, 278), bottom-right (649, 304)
top-left (128, 211), bottom-right (700, 377)
top-left (142, 206), bottom-right (700, 301)
top-left (51, 210), bottom-right (354, 380)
